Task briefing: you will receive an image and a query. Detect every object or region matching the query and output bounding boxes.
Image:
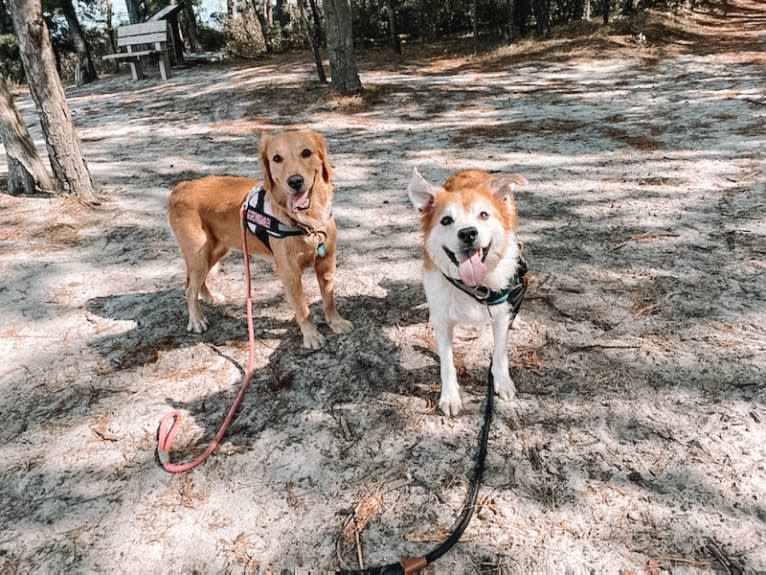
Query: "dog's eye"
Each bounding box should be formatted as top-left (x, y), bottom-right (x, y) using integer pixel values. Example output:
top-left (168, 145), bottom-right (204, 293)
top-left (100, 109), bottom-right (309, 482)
top-left (301, 148), bottom-right (312, 158)
top-left (479, 211), bottom-right (490, 220)
top-left (272, 154), bottom-right (283, 163)
top-left (440, 216), bottom-right (454, 226)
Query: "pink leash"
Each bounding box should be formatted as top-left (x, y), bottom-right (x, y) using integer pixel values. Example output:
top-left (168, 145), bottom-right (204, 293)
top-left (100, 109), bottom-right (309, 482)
top-left (156, 206), bottom-right (257, 473)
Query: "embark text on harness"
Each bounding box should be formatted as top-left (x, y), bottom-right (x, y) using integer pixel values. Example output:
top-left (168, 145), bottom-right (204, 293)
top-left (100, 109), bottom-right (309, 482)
top-left (241, 184), bottom-right (327, 257)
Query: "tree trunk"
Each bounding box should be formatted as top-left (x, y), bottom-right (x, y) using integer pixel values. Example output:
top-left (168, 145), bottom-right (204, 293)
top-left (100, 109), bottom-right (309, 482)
top-left (232, 0), bottom-right (265, 55)
top-left (253, 0), bottom-right (273, 52)
top-left (584, 0), bottom-right (591, 19)
top-left (506, 0), bottom-right (516, 42)
top-left (514, 0), bottom-right (530, 36)
top-left (9, 0), bottom-right (96, 202)
top-left (61, 0), bottom-right (97, 84)
top-left (275, 0), bottom-right (289, 27)
top-left (105, 0), bottom-right (115, 50)
top-left (0, 0), bottom-right (10, 34)
top-left (572, 0), bottom-right (585, 19)
top-left (124, 0), bottom-right (145, 24)
top-left (533, 0), bottom-right (550, 36)
top-left (384, 0), bottom-right (400, 54)
top-left (297, 0), bottom-right (326, 82)
top-left (472, 0), bottom-right (478, 49)
top-left (263, 0), bottom-right (275, 47)
top-left (0, 74), bottom-right (53, 195)
top-left (181, 2), bottom-right (202, 52)
top-left (307, 0), bottom-right (323, 44)
top-left (323, 0), bottom-right (361, 95)
top-left (602, 0), bottom-right (609, 23)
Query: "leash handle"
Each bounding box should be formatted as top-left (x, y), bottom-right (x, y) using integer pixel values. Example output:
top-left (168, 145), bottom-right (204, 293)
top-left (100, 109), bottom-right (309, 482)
top-left (156, 207), bottom-right (257, 473)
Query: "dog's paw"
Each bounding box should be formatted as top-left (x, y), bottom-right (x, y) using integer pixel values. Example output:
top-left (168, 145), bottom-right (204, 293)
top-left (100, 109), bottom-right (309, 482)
top-left (199, 291), bottom-right (223, 305)
top-left (493, 371), bottom-right (516, 401)
top-left (328, 316), bottom-right (353, 334)
top-left (301, 325), bottom-right (326, 349)
top-left (439, 392), bottom-right (463, 417)
top-left (187, 316), bottom-right (209, 333)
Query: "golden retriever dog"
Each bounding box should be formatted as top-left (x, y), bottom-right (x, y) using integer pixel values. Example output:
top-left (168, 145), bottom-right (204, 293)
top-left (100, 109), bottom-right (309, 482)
top-left (408, 168), bottom-right (527, 415)
top-left (168, 129), bottom-right (353, 349)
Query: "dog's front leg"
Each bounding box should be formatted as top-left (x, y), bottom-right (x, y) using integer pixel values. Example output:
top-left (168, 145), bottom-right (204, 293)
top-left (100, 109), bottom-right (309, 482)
top-left (432, 317), bottom-right (461, 415)
top-left (491, 311), bottom-right (515, 401)
top-left (314, 248), bottom-right (353, 335)
top-left (275, 262), bottom-right (325, 349)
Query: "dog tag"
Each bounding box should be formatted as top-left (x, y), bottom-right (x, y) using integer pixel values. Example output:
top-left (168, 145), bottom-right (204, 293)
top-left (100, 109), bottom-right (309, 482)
top-left (317, 242), bottom-right (326, 257)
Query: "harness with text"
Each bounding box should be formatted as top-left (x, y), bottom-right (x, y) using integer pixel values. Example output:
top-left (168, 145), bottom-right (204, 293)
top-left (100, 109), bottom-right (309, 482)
top-left (241, 184), bottom-right (326, 257)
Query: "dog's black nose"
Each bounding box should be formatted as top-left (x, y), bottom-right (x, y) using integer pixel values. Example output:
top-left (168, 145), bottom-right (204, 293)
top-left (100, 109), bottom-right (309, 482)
top-left (458, 226), bottom-right (479, 245)
top-left (287, 174), bottom-right (304, 191)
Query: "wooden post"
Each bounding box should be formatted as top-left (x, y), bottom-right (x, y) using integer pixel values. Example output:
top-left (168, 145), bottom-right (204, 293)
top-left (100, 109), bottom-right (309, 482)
top-left (157, 41), bottom-right (171, 80)
top-left (126, 45), bottom-right (143, 80)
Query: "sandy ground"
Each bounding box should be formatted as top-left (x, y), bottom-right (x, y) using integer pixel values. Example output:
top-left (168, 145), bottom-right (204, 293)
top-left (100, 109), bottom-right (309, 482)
top-left (1, 2), bottom-right (765, 573)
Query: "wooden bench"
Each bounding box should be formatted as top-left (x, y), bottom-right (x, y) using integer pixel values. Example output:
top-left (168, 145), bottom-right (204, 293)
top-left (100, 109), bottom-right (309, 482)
top-left (104, 21), bottom-right (172, 81)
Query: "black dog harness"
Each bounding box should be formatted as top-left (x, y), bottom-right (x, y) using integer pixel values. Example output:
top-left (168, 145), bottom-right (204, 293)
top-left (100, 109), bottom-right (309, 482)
top-left (241, 184), bottom-right (326, 257)
top-left (442, 243), bottom-right (528, 319)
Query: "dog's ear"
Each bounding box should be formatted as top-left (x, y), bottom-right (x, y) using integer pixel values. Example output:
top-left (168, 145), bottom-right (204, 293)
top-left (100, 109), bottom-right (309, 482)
top-left (489, 173), bottom-right (527, 204)
top-left (259, 133), bottom-right (273, 191)
top-left (408, 168), bottom-right (437, 214)
top-left (311, 131), bottom-right (333, 184)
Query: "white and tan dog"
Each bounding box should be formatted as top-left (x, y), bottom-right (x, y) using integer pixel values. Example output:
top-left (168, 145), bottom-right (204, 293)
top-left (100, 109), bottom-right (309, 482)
top-left (408, 168), bottom-right (527, 415)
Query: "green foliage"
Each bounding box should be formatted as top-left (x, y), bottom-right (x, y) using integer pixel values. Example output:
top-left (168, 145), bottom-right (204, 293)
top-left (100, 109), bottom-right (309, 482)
top-left (196, 24), bottom-right (228, 51)
top-left (41, 0), bottom-right (60, 16)
top-left (224, 2), bottom-right (267, 58)
top-left (0, 34), bottom-right (23, 84)
top-left (145, 0), bottom-right (171, 18)
top-left (7, 0), bottom-right (710, 67)
top-left (609, 9), bottom-right (649, 34)
top-left (651, 0), bottom-right (707, 8)
top-left (550, 17), bottom-right (603, 38)
top-left (344, 0), bottom-right (707, 48)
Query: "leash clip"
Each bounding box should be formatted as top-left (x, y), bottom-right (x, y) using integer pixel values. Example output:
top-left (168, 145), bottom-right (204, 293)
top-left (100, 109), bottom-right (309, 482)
top-left (472, 285), bottom-right (491, 301)
top-left (309, 229), bottom-right (328, 257)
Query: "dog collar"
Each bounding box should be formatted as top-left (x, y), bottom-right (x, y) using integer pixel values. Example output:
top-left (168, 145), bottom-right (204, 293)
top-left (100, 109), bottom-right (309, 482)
top-left (442, 244), bottom-right (528, 317)
top-left (241, 184), bottom-right (327, 256)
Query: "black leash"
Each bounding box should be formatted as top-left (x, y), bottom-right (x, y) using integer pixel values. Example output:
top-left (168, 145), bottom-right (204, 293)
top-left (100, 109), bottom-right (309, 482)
top-left (336, 249), bottom-right (529, 575)
top-left (336, 365), bottom-right (495, 575)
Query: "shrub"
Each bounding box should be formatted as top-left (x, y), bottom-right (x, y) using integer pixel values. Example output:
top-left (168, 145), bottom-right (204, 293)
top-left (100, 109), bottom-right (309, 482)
top-left (197, 24), bottom-right (228, 51)
top-left (0, 34), bottom-right (24, 84)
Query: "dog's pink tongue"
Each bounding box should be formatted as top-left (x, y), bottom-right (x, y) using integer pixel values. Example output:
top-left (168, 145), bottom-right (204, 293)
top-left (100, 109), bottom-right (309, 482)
top-left (458, 251), bottom-right (487, 286)
top-left (290, 190), bottom-right (310, 212)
